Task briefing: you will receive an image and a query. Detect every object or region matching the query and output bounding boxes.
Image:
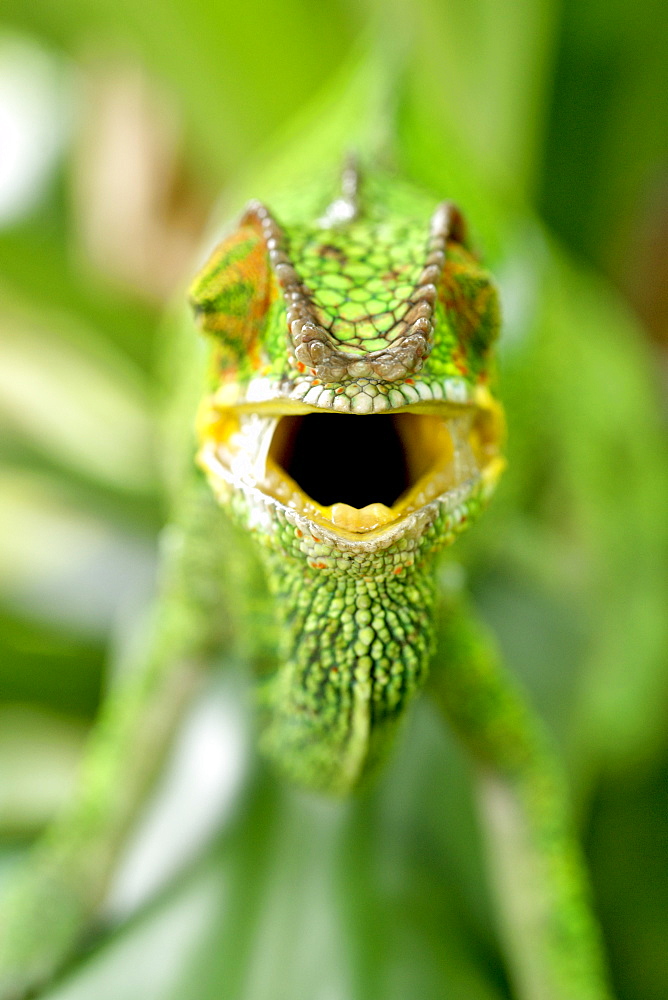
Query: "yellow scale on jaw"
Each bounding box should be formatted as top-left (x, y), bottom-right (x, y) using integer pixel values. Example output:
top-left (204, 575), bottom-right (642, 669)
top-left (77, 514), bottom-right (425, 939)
top-left (329, 502), bottom-right (395, 532)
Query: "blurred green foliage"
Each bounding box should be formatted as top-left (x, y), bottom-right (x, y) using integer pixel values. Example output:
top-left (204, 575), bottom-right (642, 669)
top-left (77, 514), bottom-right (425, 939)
top-left (0, 1), bottom-right (666, 998)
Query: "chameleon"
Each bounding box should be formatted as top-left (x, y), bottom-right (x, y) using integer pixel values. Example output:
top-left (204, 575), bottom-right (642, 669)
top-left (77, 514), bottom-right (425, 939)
top-left (0, 156), bottom-right (614, 999)
top-left (190, 161), bottom-right (504, 796)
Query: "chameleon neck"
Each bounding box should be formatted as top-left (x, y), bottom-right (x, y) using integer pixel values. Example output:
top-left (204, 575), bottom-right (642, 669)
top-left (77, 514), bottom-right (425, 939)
top-left (204, 450), bottom-right (490, 794)
top-left (257, 546), bottom-right (437, 795)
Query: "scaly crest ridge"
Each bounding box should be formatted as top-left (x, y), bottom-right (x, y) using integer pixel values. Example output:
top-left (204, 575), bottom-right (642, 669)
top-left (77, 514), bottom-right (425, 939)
top-left (241, 197), bottom-right (467, 384)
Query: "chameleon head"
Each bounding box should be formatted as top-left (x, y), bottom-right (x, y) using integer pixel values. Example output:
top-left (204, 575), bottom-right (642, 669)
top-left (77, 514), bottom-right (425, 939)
top-left (191, 176), bottom-right (504, 567)
top-left (188, 169), bottom-right (504, 793)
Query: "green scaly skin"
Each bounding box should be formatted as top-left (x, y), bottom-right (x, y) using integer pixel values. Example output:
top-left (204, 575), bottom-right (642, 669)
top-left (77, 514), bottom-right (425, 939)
top-left (0, 159), bottom-right (613, 1000)
top-left (193, 162), bottom-right (502, 794)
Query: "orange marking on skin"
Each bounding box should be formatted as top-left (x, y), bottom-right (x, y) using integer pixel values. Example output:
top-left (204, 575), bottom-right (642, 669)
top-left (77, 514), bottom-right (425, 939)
top-left (335, 387), bottom-right (345, 394)
top-left (394, 566), bottom-right (403, 574)
top-left (452, 346), bottom-right (469, 376)
top-left (296, 362), bottom-right (305, 373)
top-left (194, 223), bottom-right (271, 359)
top-left (295, 528), bottom-right (303, 537)
top-left (405, 378), bottom-right (414, 384)
top-left (311, 536), bottom-right (322, 543)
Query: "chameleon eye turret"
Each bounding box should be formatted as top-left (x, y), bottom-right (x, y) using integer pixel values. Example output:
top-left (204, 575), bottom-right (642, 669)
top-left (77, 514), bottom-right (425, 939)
top-left (189, 220), bottom-right (272, 372)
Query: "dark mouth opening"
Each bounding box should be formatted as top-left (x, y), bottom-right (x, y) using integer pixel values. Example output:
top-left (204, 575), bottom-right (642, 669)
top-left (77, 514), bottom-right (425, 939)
top-left (268, 413), bottom-right (433, 509)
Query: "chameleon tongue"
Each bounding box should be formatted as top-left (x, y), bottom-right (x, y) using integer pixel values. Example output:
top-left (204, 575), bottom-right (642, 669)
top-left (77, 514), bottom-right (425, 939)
top-left (330, 502), bottom-right (395, 532)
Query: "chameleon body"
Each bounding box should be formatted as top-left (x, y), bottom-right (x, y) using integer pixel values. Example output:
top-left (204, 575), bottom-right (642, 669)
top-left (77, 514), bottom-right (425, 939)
top-left (0, 157), bottom-right (613, 1000)
top-left (190, 162), bottom-right (504, 793)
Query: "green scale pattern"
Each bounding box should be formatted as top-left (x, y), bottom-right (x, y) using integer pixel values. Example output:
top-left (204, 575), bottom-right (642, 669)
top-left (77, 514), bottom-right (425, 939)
top-left (287, 219), bottom-right (427, 355)
top-left (251, 172), bottom-right (499, 402)
top-left (258, 553), bottom-right (436, 794)
top-left (219, 473), bottom-right (488, 794)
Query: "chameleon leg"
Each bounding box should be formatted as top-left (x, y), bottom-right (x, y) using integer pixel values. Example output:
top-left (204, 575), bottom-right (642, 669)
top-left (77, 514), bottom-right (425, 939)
top-left (0, 477), bottom-right (257, 1000)
top-left (428, 592), bottom-right (614, 1000)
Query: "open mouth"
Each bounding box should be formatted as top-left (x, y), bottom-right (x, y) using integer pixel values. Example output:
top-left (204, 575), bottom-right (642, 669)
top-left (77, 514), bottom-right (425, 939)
top-left (199, 396), bottom-right (503, 538)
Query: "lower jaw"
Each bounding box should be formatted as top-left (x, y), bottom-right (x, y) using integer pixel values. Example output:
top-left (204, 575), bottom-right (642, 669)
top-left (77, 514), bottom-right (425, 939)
top-left (198, 440), bottom-right (493, 564)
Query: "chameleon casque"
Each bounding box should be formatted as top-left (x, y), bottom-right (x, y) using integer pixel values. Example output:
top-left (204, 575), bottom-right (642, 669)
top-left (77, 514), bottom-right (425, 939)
top-left (190, 160), bottom-right (504, 795)
top-left (0, 156), bottom-right (614, 1000)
